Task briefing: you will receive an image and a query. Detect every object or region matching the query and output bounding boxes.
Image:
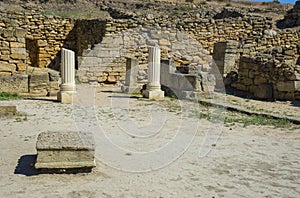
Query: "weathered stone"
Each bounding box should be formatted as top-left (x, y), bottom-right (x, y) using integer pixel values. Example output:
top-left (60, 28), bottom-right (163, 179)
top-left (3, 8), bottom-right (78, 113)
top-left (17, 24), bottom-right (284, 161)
top-left (14, 28), bottom-right (26, 37)
top-left (49, 71), bottom-right (60, 81)
top-left (11, 48), bottom-right (26, 54)
top-left (213, 40), bottom-right (238, 76)
top-left (0, 75), bottom-right (28, 93)
top-left (253, 84), bottom-right (273, 99)
top-left (0, 106), bottom-right (17, 117)
top-left (11, 54), bottom-right (26, 60)
top-left (276, 81), bottom-right (297, 92)
top-left (37, 40), bottom-right (48, 47)
top-left (35, 131), bottom-right (96, 169)
top-left (0, 61), bottom-right (15, 72)
top-left (29, 73), bottom-right (50, 96)
top-left (122, 57), bottom-right (139, 93)
top-left (0, 71), bottom-right (12, 76)
top-left (16, 63), bottom-right (27, 71)
top-left (10, 42), bottom-right (25, 48)
top-left (107, 75), bottom-right (117, 83)
top-left (159, 39), bottom-right (171, 46)
top-left (3, 29), bottom-right (14, 37)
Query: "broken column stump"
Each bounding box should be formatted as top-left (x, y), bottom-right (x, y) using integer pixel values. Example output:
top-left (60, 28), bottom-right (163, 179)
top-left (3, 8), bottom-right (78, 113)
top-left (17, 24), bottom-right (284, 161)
top-left (35, 131), bottom-right (96, 170)
top-left (57, 48), bottom-right (76, 104)
top-left (143, 46), bottom-right (164, 99)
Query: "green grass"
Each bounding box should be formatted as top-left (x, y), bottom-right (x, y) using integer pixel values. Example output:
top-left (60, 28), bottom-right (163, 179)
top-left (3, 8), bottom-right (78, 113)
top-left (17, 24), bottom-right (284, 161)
top-left (224, 113), bottom-right (291, 128)
top-left (198, 110), bottom-right (293, 128)
top-left (0, 93), bottom-right (22, 101)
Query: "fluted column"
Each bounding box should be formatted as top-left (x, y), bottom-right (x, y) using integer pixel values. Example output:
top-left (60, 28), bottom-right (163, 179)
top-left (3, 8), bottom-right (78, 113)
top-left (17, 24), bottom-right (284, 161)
top-left (143, 46), bottom-right (164, 99)
top-left (57, 48), bottom-right (76, 104)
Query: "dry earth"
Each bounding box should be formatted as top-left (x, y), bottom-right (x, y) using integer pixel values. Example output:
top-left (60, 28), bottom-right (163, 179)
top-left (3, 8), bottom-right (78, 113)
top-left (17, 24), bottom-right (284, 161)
top-left (0, 85), bottom-right (299, 197)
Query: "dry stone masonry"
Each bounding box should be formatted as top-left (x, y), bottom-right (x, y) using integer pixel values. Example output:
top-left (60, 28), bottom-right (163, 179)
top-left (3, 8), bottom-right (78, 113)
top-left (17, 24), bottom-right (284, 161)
top-left (0, 2), bottom-right (299, 100)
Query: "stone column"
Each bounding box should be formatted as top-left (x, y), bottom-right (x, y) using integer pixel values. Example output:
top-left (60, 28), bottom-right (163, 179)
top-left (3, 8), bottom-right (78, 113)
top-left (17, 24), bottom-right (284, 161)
top-left (121, 57), bottom-right (138, 93)
top-left (57, 48), bottom-right (76, 104)
top-left (143, 46), bottom-right (164, 99)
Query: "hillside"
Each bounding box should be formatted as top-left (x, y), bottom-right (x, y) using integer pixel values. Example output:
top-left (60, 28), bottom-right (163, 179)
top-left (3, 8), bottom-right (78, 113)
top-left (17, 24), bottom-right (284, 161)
top-left (0, 0), bottom-right (295, 20)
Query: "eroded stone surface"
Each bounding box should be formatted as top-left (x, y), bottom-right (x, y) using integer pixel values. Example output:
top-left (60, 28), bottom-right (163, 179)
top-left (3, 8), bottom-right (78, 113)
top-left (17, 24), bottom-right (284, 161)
top-left (35, 131), bottom-right (95, 169)
top-left (0, 106), bottom-right (17, 117)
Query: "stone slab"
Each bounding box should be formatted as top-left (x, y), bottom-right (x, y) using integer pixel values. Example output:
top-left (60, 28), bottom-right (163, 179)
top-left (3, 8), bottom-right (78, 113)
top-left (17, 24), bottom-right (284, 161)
top-left (121, 85), bottom-right (140, 94)
top-left (0, 75), bottom-right (28, 93)
top-left (0, 106), bottom-right (17, 117)
top-left (143, 90), bottom-right (164, 99)
top-left (35, 131), bottom-right (96, 169)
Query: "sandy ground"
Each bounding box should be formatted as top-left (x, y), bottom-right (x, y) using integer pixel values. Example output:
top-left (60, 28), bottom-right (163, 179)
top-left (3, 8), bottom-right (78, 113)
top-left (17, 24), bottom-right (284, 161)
top-left (0, 85), bottom-right (300, 198)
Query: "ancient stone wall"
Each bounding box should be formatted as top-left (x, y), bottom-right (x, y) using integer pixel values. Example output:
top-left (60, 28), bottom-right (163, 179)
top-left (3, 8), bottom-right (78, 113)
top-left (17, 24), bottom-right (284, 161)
top-left (0, 7), bottom-right (299, 100)
top-left (229, 46), bottom-right (300, 100)
top-left (75, 15), bottom-right (299, 87)
top-left (0, 10), bottom-right (74, 73)
top-left (277, 0), bottom-right (300, 28)
top-left (0, 10), bottom-right (74, 96)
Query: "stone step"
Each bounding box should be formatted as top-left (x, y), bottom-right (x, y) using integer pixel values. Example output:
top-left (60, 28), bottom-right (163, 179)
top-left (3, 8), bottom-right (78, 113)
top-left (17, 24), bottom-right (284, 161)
top-left (35, 131), bottom-right (96, 170)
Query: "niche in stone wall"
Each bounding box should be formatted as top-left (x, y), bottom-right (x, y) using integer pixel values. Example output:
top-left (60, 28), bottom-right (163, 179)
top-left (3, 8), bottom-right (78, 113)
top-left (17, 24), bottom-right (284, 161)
top-left (25, 38), bottom-right (38, 68)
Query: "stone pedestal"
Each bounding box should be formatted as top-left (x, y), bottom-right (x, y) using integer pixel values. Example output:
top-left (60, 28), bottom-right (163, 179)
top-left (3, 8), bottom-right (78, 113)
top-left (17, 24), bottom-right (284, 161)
top-left (143, 47), bottom-right (164, 99)
top-left (35, 131), bottom-right (96, 169)
top-left (121, 57), bottom-right (139, 93)
top-left (57, 48), bottom-right (76, 104)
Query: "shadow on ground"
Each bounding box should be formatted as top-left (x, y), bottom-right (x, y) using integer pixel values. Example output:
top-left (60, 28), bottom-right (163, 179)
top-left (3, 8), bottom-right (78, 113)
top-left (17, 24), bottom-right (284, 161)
top-left (14, 154), bottom-right (40, 176)
top-left (24, 98), bottom-right (59, 103)
top-left (14, 154), bottom-right (93, 176)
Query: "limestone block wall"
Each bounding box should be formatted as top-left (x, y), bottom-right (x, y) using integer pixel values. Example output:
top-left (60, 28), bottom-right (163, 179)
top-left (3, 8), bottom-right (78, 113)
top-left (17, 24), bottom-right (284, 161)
top-left (0, 7), bottom-right (300, 101)
top-left (230, 52), bottom-right (300, 100)
top-left (75, 14), bottom-right (299, 86)
top-left (76, 23), bottom-right (212, 84)
top-left (0, 27), bottom-right (27, 75)
top-left (0, 75), bottom-right (28, 93)
top-left (0, 10), bottom-right (75, 72)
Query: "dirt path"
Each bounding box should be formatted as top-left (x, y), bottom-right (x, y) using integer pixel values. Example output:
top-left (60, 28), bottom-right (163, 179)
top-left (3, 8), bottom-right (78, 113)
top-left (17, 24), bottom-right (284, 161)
top-left (0, 85), bottom-right (299, 197)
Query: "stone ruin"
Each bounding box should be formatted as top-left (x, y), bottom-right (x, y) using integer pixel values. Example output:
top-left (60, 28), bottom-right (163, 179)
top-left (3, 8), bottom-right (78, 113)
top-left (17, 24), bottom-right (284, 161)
top-left (0, 1), bottom-right (299, 101)
top-left (277, 0), bottom-right (300, 28)
top-left (35, 131), bottom-right (95, 171)
top-left (213, 39), bottom-right (300, 101)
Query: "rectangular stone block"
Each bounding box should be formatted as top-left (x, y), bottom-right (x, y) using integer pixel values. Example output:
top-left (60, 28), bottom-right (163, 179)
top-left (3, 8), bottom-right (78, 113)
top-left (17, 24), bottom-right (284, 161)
top-left (253, 84), bottom-right (273, 99)
top-left (35, 131), bottom-right (96, 169)
top-left (10, 42), bottom-right (25, 48)
top-left (0, 106), bottom-right (17, 117)
top-left (0, 75), bottom-right (28, 93)
top-left (29, 73), bottom-right (50, 96)
top-left (57, 91), bottom-right (74, 104)
top-left (276, 81), bottom-right (297, 92)
top-left (11, 47), bottom-right (26, 54)
top-left (143, 90), bottom-right (164, 99)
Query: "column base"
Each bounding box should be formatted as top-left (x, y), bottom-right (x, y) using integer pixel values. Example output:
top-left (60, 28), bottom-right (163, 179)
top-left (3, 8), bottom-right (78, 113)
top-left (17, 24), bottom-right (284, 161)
top-left (57, 91), bottom-right (75, 104)
top-left (121, 85), bottom-right (140, 94)
top-left (143, 89), bottom-right (164, 99)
